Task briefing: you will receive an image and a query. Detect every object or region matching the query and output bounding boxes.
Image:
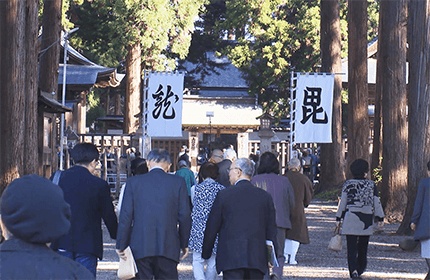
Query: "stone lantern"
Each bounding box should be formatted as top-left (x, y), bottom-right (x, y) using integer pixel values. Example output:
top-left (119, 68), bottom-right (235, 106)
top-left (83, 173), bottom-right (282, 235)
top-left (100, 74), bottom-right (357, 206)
top-left (257, 113), bottom-right (275, 154)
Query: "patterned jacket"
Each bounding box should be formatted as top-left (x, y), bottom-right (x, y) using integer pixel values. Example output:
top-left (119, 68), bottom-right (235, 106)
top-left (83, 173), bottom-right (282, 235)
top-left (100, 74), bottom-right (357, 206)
top-left (336, 179), bottom-right (384, 236)
top-left (189, 178), bottom-right (225, 253)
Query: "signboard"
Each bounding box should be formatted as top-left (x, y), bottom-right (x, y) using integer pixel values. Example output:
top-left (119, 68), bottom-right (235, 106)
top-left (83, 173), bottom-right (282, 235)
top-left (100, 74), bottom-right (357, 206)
top-left (291, 73), bottom-right (334, 143)
top-left (147, 72), bottom-right (184, 137)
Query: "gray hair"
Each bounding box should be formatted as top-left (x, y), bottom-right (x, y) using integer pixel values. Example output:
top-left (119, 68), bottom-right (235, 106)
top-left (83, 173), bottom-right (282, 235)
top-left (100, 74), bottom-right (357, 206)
top-left (178, 160), bottom-right (189, 168)
top-left (288, 158), bottom-right (301, 170)
top-left (234, 158), bottom-right (255, 177)
top-left (147, 148), bottom-right (171, 164)
top-left (224, 149), bottom-right (237, 160)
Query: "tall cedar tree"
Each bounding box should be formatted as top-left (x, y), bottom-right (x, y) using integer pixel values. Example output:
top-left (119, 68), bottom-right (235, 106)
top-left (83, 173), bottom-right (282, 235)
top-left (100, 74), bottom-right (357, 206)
top-left (347, 0), bottom-right (369, 173)
top-left (378, 0), bottom-right (408, 222)
top-left (397, 0), bottom-right (430, 234)
top-left (319, 0), bottom-right (345, 191)
top-left (110, 0), bottom-right (207, 133)
top-left (0, 0), bottom-right (39, 194)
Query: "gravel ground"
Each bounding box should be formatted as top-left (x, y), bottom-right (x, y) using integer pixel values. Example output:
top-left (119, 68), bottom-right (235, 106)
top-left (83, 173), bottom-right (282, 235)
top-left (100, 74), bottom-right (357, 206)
top-left (97, 200), bottom-right (427, 280)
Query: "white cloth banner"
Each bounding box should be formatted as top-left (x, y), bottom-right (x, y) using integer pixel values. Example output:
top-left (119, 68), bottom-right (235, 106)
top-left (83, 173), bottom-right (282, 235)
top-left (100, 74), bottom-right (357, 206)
top-left (147, 72), bottom-right (184, 137)
top-left (293, 73), bottom-right (334, 143)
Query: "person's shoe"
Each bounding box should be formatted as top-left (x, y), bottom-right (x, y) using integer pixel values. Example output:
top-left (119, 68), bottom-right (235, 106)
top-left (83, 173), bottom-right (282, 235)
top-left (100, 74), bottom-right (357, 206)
top-left (269, 274), bottom-right (280, 280)
top-left (351, 270), bottom-right (361, 279)
top-left (289, 259), bottom-right (298, 265)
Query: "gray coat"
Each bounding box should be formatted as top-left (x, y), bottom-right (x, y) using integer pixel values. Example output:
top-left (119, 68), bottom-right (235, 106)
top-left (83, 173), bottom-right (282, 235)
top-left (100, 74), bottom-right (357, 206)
top-left (116, 168), bottom-right (191, 262)
top-left (411, 177), bottom-right (430, 241)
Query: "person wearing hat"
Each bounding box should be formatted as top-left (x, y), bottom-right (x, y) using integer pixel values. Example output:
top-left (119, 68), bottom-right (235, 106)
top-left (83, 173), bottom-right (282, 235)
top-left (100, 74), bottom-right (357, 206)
top-left (0, 175), bottom-right (94, 279)
top-left (50, 143), bottom-right (118, 276)
top-left (335, 159), bottom-right (385, 279)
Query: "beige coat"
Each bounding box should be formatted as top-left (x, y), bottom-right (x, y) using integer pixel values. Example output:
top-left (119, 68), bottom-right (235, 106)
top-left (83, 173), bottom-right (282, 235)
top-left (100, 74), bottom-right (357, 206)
top-left (284, 171), bottom-right (313, 244)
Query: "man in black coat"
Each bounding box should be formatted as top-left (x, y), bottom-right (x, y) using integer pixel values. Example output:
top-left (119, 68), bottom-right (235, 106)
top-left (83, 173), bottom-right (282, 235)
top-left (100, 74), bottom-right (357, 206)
top-left (116, 148), bottom-right (191, 279)
top-left (50, 143), bottom-right (118, 276)
top-left (202, 158), bottom-right (277, 280)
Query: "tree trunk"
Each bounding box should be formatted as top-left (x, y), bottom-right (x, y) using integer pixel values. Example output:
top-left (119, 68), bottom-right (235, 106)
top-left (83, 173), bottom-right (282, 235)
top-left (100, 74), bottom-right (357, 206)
top-left (347, 0), bottom-right (369, 176)
top-left (378, 0), bottom-right (408, 222)
top-left (124, 41), bottom-right (141, 134)
top-left (114, 92), bottom-right (122, 115)
top-left (318, 0), bottom-right (346, 191)
top-left (39, 0), bottom-right (62, 97)
top-left (397, 0), bottom-right (430, 234)
top-left (0, 0), bottom-right (39, 194)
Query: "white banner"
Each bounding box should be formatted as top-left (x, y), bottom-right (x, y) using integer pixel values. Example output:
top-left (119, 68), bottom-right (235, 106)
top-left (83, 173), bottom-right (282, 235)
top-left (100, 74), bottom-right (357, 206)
top-left (293, 73), bottom-right (334, 143)
top-left (147, 72), bottom-right (184, 137)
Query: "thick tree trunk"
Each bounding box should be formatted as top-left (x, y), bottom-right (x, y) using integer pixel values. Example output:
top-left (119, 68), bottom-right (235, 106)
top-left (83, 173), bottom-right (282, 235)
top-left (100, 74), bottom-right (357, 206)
top-left (0, 0), bottom-right (39, 194)
top-left (124, 42), bottom-right (141, 134)
top-left (397, 0), bottom-right (430, 234)
top-left (378, 0), bottom-right (408, 222)
top-left (347, 0), bottom-right (369, 176)
top-left (318, 0), bottom-right (346, 191)
top-left (39, 0), bottom-right (62, 97)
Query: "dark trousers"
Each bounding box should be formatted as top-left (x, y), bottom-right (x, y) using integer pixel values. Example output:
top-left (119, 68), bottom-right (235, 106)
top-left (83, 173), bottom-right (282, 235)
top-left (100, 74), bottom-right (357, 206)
top-left (56, 250), bottom-right (98, 277)
top-left (346, 235), bottom-right (370, 277)
top-left (223, 268), bottom-right (265, 280)
top-left (135, 256), bottom-right (178, 280)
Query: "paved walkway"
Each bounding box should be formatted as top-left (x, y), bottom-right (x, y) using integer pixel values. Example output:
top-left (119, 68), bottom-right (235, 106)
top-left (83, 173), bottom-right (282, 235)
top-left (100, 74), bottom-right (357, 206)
top-left (97, 201), bottom-right (427, 280)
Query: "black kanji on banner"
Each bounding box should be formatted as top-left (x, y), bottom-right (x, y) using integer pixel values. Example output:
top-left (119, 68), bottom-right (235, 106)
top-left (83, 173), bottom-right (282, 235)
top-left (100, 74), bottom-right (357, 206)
top-left (152, 84), bottom-right (179, 120)
top-left (300, 86), bottom-right (328, 124)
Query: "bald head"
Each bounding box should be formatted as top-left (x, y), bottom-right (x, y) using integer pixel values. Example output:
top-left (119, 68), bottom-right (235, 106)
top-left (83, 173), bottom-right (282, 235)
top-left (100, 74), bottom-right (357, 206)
top-left (210, 149), bottom-right (224, 163)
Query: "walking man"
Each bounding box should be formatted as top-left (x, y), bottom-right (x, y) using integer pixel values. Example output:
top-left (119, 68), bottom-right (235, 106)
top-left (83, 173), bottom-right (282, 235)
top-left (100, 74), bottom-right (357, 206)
top-left (202, 158), bottom-right (277, 280)
top-left (116, 148), bottom-right (191, 279)
top-left (50, 143), bottom-right (118, 276)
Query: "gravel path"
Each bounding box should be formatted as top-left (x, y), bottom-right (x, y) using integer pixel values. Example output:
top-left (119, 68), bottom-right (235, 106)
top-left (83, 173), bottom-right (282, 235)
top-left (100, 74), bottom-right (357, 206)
top-left (97, 200), bottom-right (427, 280)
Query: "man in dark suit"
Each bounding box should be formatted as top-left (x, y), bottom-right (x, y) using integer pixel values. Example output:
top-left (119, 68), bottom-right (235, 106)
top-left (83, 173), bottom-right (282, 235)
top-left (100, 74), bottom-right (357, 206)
top-left (50, 143), bottom-right (118, 276)
top-left (202, 158), bottom-right (277, 280)
top-left (216, 148), bottom-right (237, 187)
top-left (116, 148), bottom-right (191, 279)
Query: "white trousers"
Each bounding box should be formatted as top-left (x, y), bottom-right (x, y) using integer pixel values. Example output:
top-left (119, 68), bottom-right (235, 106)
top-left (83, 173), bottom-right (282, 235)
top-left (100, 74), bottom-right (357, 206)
top-left (284, 239), bottom-right (300, 263)
top-left (192, 251), bottom-right (217, 280)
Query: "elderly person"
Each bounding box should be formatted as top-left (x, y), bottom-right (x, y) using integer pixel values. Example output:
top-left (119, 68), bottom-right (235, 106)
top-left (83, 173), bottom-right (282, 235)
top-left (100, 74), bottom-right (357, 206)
top-left (216, 148), bottom-right (237, 188)
top-left (202, 158), bottom-right (277, 280)
top-left (0, 175), bottom-right (94, 279)
top-left (251, 152), bottom-right (295, 278)
top-left (411, 161), bottom-right (430, 280)
top-left (284, 157), bottom-right (313, 265)
top-left (189, 162), bottom-right (225, 280)
top-left (116, 148), bottom-right (191, 279)
top-left (336, 159), bottom-right (385, 279)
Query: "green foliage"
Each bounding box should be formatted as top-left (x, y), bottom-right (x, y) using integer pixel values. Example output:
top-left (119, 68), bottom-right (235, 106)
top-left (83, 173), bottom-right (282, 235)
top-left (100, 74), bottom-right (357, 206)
top-left (314, 188), bottom-right (341, 201)
top-left (69, 0), bottom-right (125, 68)
top-left (212, 0), bottom-right (323, 119)
top-left (86, 90), bottom-right (106, 127)
top-left (110, 0), bottom-right (208, 71)
top-left (372, 157), bottom-right (383, 186)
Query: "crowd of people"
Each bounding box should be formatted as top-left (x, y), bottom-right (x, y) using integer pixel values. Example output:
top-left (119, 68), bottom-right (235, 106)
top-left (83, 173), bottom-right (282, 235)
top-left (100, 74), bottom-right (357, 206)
top-left (0, 143), bottom-right (429, 280)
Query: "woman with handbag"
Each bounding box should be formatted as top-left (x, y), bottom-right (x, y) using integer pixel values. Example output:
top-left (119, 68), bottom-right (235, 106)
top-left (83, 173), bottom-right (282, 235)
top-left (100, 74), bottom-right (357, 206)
top-left (335, 159), bottom-right (385, 280)
top-left (410, 161), bottom-right (430, 280)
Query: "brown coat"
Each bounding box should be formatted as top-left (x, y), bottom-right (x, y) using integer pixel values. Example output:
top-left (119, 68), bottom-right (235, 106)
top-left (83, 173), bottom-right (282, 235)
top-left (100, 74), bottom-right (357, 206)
top-left (284, 171), bottom-right (313, 244)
